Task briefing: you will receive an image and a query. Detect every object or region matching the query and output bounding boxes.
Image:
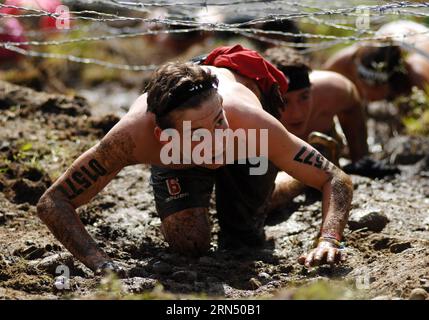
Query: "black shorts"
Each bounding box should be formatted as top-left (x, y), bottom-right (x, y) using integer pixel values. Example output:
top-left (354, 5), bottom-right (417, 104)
top-left (150, 160), bottom-right (279, 245)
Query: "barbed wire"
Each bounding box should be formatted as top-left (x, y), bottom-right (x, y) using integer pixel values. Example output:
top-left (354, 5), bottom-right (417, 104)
top-left (305, 16), bottom-right (375, 34)
top-left (3, 21), bottom-right (428, 48)
top-left (1, 1), bottom-right (429, 71)
top-left (0, 27), bottom-right (204, 46)
top-left (109, 0), bottom-right (277, 9)
top-left (3, 43), bottom-right (158, 71)
top-left (2, 1), bottom-right (426, 30)
top-left (2, 1), bottom-right (426, 27)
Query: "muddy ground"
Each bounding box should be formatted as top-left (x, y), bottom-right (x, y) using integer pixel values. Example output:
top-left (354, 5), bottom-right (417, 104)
top-left (0, 80), bottom-right (428, 300)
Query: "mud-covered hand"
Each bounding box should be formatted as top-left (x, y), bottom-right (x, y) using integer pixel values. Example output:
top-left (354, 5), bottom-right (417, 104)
top-left (342, 156), bottom-right (400, 178)
top-left (298, 240), bottom-right (346, 268)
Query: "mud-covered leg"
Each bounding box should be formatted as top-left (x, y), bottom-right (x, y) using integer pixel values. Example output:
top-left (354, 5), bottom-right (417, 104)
top-left (267, 171), bottom-right (306, 212)
top-left (160, 207), bottom-right (211, 257)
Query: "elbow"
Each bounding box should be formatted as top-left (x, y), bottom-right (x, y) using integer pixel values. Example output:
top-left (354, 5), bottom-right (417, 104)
top-left (36, 190), bottom-right (52, 222)
top-left (37, 187), bottom-right (75, 223)
top-left (320, 167), bottom-right (353, 193)
top-left (340, 170), bottom-right (353, 190)
top-left (333, 169), bottom-right (353, 193)
top-left (36, 187), bottom-right (65, 222)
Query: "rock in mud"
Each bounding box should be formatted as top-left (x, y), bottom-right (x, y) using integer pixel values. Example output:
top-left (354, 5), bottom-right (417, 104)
top-left (348, 208), bottom-right (389, 232)
top-left (385, 135), bottom-right (429, 165)
top-left (409, 288), bottom-right (428, 300)
top-left (257, 272), bottom-right (271, 281)
top-left (152, 261), bottom-right (172, 275)
top-left (33, 253), bottom-right (75, 275)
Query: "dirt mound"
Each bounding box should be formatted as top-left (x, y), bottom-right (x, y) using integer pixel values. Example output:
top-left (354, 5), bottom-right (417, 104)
top-left (0, 163), bottom-right (51, 205)
top-left (0, 80), bottom-right (90, 116)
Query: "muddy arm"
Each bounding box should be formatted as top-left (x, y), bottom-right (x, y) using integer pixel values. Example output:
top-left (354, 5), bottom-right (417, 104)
top-left (268, 122), bottom-right (353, 241)
top-left (269, 126), bottom-right (353, 266)
top-left (37, 126), bottom-right (139, 272)
top-left (232, 104), bottom-right (353, 236)
top-left (337, 81), bottom-right (369, 162)
top-left (234, 105), bottom-right (353, 266)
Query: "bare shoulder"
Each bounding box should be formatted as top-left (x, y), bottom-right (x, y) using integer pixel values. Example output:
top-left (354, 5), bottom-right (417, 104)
top-left (210, 68), bottom-right (265, 127)
top-left (209, 67), bottom-right (262, 108)
top-left (324, 45), bottom-right (357, 71)
top-left (128, 92), bottom-right (149, 114)
top-left (221, 88), bottom-right (271, 132)
top-left (94, 93), bottom-right (158, 166)
top-left (311, 70), bottom-right (355, 93)
top-left (311, 70), bottom-right (360, 113)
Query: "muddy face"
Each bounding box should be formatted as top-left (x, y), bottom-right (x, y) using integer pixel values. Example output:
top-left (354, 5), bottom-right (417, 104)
top-left (279, 87), bottom-right (312, 138)
top-left (167, 93), bottom-right (229, 169)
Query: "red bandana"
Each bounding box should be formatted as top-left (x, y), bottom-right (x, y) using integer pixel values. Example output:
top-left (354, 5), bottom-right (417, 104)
top-left (202, 44), bottom-right (289, 95)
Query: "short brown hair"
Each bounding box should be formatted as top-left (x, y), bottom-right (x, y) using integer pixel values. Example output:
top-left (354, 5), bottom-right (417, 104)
top-left (146, 62), bottom-right (219, 129)
top-left (263, 47), bottom-right (311, 74)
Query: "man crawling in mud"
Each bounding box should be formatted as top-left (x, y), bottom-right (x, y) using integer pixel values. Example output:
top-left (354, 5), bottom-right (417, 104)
top-left (264, 46), bottom-right (400, 182)
top-left (324, 20), bottom-right (429, 102)
top-left (37, 45), bottom-right (353, 275)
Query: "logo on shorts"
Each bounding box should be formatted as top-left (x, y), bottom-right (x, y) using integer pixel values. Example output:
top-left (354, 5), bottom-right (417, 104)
top-left (166, 178), bottom-right (181, 196)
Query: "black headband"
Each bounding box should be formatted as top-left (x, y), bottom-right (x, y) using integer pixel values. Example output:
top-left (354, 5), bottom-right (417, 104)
top-left (283, 67), bottom-right (311, 92)
top-left (160, 81), bottom-right (217, 117)
top-left (355, 60), bottom-right (390, 85)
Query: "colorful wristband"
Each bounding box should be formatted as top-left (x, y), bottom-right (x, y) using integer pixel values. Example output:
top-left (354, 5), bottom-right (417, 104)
top-left (320, 231), bottom-right (341, 241)
top-left (318, 236), bottom-right (344, 249)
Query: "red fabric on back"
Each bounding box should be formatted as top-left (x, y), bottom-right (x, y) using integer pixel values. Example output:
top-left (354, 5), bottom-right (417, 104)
top-left (202, 44), bottom-right (288, 95)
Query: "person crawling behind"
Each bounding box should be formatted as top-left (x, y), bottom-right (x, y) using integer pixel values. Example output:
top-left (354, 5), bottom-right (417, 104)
top-left (324, 21), bottom-right (429, 102)
top-left (264, 46), bottom-right (400, 180)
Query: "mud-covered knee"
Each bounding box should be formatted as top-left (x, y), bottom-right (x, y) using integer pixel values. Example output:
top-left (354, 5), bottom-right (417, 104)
top-left (161, 208), bottom-right (211, 257)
